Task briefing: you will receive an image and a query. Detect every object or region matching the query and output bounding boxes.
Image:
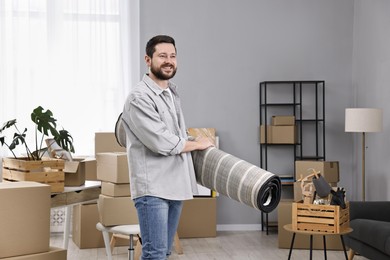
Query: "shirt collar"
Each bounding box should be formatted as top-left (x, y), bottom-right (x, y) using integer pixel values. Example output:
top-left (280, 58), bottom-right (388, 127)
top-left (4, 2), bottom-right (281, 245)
top-left (142, 74), bottom-right (178, 96)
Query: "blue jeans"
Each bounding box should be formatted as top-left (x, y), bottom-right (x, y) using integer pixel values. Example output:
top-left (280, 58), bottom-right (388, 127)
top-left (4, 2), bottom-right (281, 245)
top-left (134, 196), bottom-right (183, 260)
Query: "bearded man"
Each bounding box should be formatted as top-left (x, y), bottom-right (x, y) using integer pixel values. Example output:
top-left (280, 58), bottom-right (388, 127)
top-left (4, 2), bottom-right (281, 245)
top-left (121, 35), bottom-right (213, 260)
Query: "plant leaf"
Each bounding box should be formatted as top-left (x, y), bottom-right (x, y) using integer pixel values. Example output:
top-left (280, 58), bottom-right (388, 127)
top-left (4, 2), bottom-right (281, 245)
top-left (31, 106), bottom-right (58, 136)
top-left (1, 119), bottom-right (17, 132)
top-left (54, 129), bottom-right (75, 153)
top-left (9, 130), bottom-right (27, 150)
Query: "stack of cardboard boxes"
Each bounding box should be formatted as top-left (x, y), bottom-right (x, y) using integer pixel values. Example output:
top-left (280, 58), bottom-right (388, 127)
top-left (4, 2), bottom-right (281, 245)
top-left (260, 116), bottom-right (297, 144)
top-left (0, 182), bottom-right (66, 259)
top-left (96, 152), bottom-right (138, 226)
top-left (278, 160), bottom-right (342, 250)
top-left (72, 132), bottom-right (129, 249)
top-left (94, 132), bottom-right (138, 227)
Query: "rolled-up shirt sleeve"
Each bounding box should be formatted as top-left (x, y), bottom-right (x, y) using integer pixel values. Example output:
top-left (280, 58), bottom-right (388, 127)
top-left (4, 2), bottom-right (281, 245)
top-left (124, 92), bottom-right (185, 156)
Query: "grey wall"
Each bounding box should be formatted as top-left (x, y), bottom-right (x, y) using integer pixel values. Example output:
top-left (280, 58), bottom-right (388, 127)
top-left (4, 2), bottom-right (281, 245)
top-left (140, 0), bottom-right (357, 227)
top-left (352, 0), bottom-right (390, 200)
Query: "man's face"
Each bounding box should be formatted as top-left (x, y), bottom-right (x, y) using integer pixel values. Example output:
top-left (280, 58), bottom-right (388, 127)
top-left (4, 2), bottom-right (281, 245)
top-left (147, 43), bottom-right (177, 80)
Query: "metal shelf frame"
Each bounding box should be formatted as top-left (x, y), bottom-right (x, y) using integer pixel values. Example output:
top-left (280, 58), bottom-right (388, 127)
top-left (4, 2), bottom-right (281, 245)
top-left (259, 80), bottom-right (326, 234)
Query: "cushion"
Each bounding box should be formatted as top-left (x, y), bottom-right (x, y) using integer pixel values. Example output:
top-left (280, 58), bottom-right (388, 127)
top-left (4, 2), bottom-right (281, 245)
top-left (349, 219), bottom-right (390, 255)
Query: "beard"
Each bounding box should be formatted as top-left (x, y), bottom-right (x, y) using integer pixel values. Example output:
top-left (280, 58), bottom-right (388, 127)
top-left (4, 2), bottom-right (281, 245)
top-left (150, 62), bottom-right (177, 80)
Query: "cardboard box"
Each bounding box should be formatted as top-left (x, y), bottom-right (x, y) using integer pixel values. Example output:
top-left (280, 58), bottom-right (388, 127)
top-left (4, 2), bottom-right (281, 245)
top-left (72, 203), bottom-right (105, 248)
top-left (84, 158), bottom-right (97, 181)
top-left (272, 115), bottom-right (295, 125)
top-left (72, 203), bottom-right (128, 248)
top-left (260, 125), bottom-right (272, 143)
top-left (295, 161), bottom-right (340, 183)
top-left (64, 158), bottom-right (85, 186)
top-left (2, 247), bottom-right (66, 260)
top-left (95, 132), bottom-right (126, 155)
top-left (272, 125), bottom-right (297, 143)
top-left (294, 181), bottom-right (338, 202)
top-left (260, 125), bottom-right (297, 144)
top-left (96, 152), bottom-right (129, 184)
top-left (187, 128), bottom-right (217, 146)
top-left (177, 197), bottom-right (217, 238)
top-left (0, 182), bottom-right (51, 258)
top-left (64, 157), bottom-right (97, 185)
top-left (278, 200), bottom-right (343, 249)
top-left (98, 194), bottom-right (138, 226)
top-left (101, 181), bottom-right (131, 197)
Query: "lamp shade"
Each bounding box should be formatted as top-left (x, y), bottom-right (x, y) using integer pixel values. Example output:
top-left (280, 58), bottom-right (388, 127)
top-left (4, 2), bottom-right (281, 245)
top-left (345, 108), bottom-right (383, 133)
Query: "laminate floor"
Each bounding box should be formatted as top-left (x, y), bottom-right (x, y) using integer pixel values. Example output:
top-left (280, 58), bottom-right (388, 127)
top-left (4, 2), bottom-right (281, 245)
top-left (50, 230), bottom-right (368, 260)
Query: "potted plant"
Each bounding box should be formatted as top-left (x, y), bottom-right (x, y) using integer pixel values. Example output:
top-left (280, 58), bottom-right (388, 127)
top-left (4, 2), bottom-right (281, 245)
top-left (0, 106), bottom-right (75, 160)
top-left (0, 106), bottom-right (75, 192)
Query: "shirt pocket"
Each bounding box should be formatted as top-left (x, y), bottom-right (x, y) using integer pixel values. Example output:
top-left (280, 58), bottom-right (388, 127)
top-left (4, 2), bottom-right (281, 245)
top-left (159, 108), bottom-right (177, 133)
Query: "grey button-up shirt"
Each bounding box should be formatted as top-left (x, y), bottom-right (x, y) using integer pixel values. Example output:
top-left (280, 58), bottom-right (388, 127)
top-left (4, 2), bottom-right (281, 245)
top-left (121, 74), bottom-right (198, 200)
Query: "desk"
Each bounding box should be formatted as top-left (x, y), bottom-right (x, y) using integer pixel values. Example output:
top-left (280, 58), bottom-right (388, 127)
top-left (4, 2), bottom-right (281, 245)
top-left (51, 181), bottom-right (101, 249)
top-left (284, 224), bottom-right (353, 260)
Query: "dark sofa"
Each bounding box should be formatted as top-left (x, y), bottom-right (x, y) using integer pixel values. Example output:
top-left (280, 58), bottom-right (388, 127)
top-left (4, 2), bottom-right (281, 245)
top-left (345, 201), bottom-right (390, 260)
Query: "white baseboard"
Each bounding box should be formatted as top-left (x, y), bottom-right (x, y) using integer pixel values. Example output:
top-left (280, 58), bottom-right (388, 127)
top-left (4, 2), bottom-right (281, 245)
top-left (217, 224), bottom-right (262, 231)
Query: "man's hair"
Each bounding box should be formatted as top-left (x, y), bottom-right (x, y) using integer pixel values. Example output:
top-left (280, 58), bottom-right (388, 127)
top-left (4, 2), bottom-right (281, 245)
top-left (146, 35), bottom-right (176, 58)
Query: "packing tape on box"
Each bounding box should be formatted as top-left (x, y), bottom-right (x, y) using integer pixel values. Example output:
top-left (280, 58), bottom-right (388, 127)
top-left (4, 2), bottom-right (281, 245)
top-left (192, 147), bottom-right (281, 213)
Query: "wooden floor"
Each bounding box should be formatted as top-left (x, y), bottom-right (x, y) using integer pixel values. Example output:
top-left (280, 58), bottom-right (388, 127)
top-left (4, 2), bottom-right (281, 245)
top-left (50, 230), bottom-right (368, 260)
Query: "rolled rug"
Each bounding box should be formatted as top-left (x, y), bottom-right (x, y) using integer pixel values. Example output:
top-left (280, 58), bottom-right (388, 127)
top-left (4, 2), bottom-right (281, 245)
top-left (192, 147), bottom-right (281, 213)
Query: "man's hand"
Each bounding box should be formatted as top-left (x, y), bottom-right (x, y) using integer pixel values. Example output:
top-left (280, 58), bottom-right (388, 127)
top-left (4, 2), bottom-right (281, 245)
top-left (195, 137), bottom-right (215, 150)
top-left (182, 137), bottom-right (214, 153)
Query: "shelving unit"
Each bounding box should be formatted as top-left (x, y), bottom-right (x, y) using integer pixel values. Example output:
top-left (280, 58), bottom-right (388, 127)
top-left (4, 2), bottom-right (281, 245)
top-left (259, 80), bottom-right (325, 234)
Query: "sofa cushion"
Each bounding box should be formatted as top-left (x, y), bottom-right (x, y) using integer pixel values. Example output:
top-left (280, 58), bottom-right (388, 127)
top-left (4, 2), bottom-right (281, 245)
top-left (349, 219), bottom-right (390, 255)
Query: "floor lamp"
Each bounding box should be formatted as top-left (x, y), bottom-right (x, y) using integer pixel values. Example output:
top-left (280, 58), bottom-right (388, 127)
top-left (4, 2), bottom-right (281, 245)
top-left (345, 108), bottom-right (383, 201)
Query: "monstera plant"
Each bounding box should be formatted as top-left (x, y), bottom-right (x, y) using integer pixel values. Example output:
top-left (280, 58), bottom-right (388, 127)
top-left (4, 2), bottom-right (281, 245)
top-left (0, 106), bottom-right (75, 160)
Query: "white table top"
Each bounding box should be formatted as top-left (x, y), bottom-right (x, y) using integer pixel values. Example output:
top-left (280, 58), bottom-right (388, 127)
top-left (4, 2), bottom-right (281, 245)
top-left (60, 180), bottom-right (101, 193)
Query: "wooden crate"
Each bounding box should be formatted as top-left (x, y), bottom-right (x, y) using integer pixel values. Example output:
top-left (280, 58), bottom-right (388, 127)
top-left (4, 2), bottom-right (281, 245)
top-left (292, 202), bottom-right (349, 233)
top-left (2, 157), bottom-right (65, 193)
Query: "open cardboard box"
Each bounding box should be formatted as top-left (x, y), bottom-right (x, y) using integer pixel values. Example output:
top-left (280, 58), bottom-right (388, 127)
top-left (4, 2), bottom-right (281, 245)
top-left (295, 160), bottom-right (340, 183)
top-left (64, 157), bottom-right (96, 186)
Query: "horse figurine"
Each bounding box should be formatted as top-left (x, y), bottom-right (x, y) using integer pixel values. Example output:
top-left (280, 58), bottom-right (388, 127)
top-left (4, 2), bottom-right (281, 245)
top-left (330, 187), bottom-right (346, 209)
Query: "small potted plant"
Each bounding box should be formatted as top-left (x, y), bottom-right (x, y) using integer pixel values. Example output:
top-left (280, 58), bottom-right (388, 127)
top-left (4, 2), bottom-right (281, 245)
top-left (0, 106), bottom-right (75, 192)
top-left (1, 106), bottom-right (75, 160)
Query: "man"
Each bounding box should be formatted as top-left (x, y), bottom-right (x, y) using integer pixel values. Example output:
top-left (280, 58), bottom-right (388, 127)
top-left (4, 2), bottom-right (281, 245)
top-left (121, 35), bottom-right (214, 259)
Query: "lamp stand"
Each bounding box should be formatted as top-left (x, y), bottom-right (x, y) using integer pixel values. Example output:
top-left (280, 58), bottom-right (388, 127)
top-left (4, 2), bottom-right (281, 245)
top-left (361, 132), bottom-right (366, 201)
